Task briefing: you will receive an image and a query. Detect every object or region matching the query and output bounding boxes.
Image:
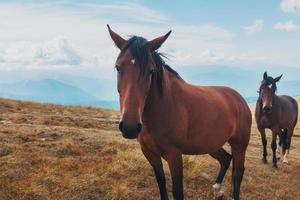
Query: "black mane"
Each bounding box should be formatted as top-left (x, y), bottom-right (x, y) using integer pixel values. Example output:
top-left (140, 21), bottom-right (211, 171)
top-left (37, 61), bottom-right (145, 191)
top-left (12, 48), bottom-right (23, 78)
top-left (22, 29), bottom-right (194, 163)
top-left (121, 36), bottom-right (181, 94)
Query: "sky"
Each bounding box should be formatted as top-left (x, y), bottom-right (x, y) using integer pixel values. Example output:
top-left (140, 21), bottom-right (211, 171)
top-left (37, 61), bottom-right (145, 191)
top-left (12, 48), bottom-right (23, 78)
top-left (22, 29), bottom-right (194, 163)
top-left (0, 0), bottom-right (300, 83)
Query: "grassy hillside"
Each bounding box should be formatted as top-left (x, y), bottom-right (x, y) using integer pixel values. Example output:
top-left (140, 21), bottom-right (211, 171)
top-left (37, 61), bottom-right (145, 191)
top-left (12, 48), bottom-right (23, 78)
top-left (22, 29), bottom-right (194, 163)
top-left (0, 98), bottom-right (299, 200)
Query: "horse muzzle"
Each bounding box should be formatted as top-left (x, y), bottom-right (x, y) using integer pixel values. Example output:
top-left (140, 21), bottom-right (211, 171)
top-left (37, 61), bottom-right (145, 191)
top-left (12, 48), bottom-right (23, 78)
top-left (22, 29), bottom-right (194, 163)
top-left (263, 105), bottom-right (272, 113)
top-left (118, 121), bottom-right (142, 139)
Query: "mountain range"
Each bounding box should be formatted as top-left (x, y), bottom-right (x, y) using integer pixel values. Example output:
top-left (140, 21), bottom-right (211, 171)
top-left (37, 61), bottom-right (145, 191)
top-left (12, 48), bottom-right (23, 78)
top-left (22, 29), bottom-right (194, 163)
top-left (0, 79), bottom-right (119, 109)
top-left (0, 65), bottom-right (299, 110)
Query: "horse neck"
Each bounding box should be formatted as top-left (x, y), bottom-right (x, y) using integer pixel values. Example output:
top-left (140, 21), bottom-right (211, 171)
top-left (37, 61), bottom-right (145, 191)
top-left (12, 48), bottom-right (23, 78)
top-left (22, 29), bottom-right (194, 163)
top-left (273, 94), bottom-right (280, 109)
top-left (142, 68), bottom-right (179, 124)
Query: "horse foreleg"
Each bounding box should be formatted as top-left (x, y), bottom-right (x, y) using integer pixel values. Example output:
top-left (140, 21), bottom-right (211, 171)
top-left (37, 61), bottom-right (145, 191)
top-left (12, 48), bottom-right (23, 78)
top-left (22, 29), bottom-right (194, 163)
top-left (165, 151), bottom-right (183, 200)
top-left (140, 144), bottom-right (168, 200)
top-left (258, 127), bottom-right (267, 164)
top-left (271, 129), bottom-right (279, 168)
top-left (210, 148), bottom-right (232, 199)
top-left (277, 129), bottom-right (285, 160)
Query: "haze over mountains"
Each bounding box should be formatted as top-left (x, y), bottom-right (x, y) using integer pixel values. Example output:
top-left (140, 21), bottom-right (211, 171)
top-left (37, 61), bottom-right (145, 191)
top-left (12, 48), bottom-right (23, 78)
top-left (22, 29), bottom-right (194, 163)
top-left (0, 79), bottom-right (119, 109)
top-left (0, 65), bottom-right (300, 110)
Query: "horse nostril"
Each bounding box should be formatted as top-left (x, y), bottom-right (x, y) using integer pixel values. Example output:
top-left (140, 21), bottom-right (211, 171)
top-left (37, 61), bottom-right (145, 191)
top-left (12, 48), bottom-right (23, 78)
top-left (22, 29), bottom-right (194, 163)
top-left (118, 121), bottom-right (124, 132)
top-left (263, 106), bottom-right (271, 113)
top-left (137, 122), bottom-right (142, 133)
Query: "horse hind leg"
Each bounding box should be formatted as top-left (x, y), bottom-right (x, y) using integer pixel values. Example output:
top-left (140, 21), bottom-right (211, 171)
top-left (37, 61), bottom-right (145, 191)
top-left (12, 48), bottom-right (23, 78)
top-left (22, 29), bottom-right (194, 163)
top-left (231, 148), bottom-right (246, 200)
top-left (276, 143), bottom-right (281, 160)
top-left (209, 148), bottom-right (232, 199)
top-left (228, 132), bottom-right (249, 200)
top-left (277, 129), bottom-right (286, 160)
top-left (278, 129), bottom-right (286, 162)
top-left (283, 128), bottom-right (293, 164)
top-left (284, 114), bottom-right (299, 163)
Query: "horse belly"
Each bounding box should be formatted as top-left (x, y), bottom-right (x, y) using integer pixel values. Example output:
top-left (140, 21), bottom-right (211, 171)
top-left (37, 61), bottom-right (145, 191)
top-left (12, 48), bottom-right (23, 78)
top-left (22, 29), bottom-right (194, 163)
top-left (167, 85), bottom-right (249, 155)
top-left (177, 122), bottom-right (234, 155)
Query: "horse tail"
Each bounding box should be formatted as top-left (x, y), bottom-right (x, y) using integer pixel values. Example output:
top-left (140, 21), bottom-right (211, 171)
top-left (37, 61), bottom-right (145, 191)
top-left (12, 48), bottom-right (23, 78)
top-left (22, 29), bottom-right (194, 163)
top-left (292, 98), bottom-right (298, 128)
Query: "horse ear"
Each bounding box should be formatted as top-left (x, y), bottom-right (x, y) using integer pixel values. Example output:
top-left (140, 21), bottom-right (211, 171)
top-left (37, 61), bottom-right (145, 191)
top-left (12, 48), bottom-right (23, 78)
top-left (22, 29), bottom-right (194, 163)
top-left (107, 24), bottom-right (126, 50)
top-left (263, 72), bottom-right (268, 81)
top-left (146, 30), bottom-right (172, 52)
top-left (274, 74), bottom-right (283, 82)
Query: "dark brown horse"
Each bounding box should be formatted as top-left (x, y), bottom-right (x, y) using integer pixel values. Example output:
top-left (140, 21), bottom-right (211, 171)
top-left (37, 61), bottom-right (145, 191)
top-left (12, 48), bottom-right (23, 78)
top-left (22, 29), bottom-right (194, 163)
top-left (107, 25), bottom-right (252, 200)
top-left (255, 72), bottom-right (298, 168)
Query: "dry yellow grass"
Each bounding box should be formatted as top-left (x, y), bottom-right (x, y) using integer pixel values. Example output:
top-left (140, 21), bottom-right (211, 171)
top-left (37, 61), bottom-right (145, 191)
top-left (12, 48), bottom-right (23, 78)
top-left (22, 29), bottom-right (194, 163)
top-left (0, 97), bottom-right (299, 200)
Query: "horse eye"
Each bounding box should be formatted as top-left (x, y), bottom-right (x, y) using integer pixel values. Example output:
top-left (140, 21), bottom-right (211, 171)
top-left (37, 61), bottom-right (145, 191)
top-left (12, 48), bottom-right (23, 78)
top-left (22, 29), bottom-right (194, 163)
top-left (115, 65), bottom-right (121, 73)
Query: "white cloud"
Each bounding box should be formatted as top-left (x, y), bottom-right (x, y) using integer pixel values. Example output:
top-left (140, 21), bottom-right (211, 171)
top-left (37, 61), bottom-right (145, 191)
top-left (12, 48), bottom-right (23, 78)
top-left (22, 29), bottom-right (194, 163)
top-left (0, 3), bottom-right (244, 72)
top-left (0, 36), bottom-right (81, 70)
top-left (244, 20), bottom-right (264, 35)
top-left (0, 2), bottom-right (275, 76)
top-left (274, 20), bottom-right (300, 31)
top-left (280, 0), bottom-right (300, 13)
top-left (36, 36), bottom-right (80, 65)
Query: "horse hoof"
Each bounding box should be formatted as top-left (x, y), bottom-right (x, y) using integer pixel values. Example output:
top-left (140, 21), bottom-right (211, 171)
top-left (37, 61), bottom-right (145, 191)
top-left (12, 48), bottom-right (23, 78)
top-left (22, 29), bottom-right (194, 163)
top-left (262, 158), bottom-right (267, 164)
top-left (283, 159), bottom-right (289, 164)
top-left (272, 164), bottom-right (278, 169)
top-left (215, 191), bottom-right (224, 200)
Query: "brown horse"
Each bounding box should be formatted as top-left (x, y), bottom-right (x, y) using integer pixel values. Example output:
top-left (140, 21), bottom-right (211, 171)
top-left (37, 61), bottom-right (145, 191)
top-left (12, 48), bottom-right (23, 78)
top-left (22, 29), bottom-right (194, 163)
top-left (255, 72), bottom-right (298, 168)
top-left (107, 25), bottom-right (252, 200)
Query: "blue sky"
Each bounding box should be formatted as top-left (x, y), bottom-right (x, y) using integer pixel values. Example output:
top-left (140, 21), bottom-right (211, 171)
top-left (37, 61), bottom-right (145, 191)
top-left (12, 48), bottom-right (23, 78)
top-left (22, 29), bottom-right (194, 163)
top-left (0, 0), bottom-right (300, 82)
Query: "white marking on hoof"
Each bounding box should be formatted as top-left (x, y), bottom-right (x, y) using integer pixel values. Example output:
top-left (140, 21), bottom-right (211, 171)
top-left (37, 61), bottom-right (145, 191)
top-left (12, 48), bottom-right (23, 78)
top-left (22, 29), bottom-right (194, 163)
top-left (214, 183), bottom-right (224, 200)
top-left (213, 183), bottom-right (221, 189)
top-left (283, 151), bottom-right (289, 164)
top-left (131, 59), bottom-right (135, 64)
